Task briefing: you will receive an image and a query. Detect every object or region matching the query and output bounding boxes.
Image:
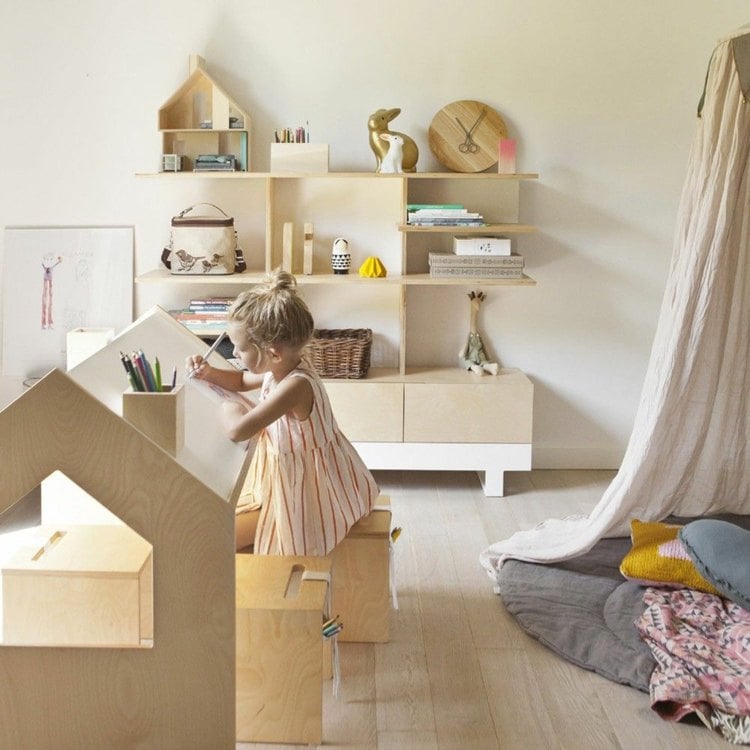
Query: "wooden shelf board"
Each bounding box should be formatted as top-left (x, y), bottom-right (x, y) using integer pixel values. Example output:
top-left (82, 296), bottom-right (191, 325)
top-left (403, 172), bottom-right (538, 180)
top-left (323, 367), bottom-right (401, 384)
top-left (159, 128), bottom-right (248, 133)
top-left (136, 269), bottom-right (536, 286)
top-left (403, 273), bottom-right (536, 286)
top-left (135, 171), bottom-right (258, 179)
top-left (135, 171), bottom-right (538, 181)
top-left (403, 366), bottom-right (531, 385)
top-left (136, 269), bottom-right (266, 284)
top-left (323, 366), bottom-right (530, 386)
top-left (399, 223), bottom-right (537, 234)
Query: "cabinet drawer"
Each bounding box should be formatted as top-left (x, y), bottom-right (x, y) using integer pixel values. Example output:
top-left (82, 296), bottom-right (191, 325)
top-left (403, 379), bottom-right (532, 443)
top-left (324, 382), bottom-right (404, 442)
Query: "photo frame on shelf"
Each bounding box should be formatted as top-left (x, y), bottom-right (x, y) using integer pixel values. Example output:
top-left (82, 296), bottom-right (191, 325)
top-left (2, 226), bottom-right (134, 378)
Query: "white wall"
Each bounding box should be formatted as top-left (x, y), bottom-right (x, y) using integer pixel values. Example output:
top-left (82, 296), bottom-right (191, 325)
top-left (1, 1), bottom-right (747, 467)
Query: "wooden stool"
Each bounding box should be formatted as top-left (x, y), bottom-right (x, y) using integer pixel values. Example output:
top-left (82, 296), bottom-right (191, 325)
top-left (330, 496), bottom-right (392, 643)
top-left (235, 554), bottom-right (332, 745)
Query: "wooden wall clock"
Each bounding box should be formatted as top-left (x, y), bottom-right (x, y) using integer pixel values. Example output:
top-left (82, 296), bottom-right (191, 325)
top-left (428, 100), bottom-right (508, 173)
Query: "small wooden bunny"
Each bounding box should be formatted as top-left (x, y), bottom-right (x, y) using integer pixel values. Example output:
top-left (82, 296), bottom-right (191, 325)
top-left (378, 133), bottom-right (404, 173)
top-left (458, 291), bottom-right (499, 375)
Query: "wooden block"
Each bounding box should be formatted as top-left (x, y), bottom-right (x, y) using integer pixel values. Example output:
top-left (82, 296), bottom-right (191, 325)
top-left (282, 221), bottom-right (294, 273)
top-left (1, 525), bottom-right (153, 647)
top-left (236, 554), bottom-right (331, 745)
top-left (122, 384), bottom-right (185, 456)
top-left (498, 138), bottom-right (517, 174)
top-left (303, 222), bottom-right (314, 275)
top-left (270, 143), bottom-right (329, 174)
top-left (330, 496), bottom-right (392, 643)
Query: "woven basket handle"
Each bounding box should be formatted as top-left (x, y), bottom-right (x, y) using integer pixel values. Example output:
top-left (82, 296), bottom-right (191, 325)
top-left (177, 203), bottom-right (230, 219)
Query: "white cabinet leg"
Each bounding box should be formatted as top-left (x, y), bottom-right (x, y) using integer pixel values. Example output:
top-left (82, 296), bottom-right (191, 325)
top-left (479, 470), bottom-right (504, 497)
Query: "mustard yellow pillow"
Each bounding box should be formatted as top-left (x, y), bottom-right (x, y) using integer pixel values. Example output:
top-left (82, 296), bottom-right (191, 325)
top-left (619, 519), bottom-right (720, 594)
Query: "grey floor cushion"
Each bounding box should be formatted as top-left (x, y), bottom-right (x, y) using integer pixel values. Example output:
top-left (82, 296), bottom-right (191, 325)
top-left (499, 536), bottom-right (654, 691)
top-left (498, 515), bottom-right (750, 692)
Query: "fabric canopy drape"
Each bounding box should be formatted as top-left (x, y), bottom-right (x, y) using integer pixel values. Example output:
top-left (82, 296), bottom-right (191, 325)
top-left (481, 25), bottom-right (750, 583)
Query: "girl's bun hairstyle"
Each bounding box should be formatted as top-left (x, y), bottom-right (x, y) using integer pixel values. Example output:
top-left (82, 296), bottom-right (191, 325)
top-left (229, 268), bottom-right (314, 349)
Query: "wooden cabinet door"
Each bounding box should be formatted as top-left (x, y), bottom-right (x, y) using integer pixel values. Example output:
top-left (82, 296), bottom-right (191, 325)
top-left (403, 376), bottom-right (532, 443)
top-left (324, 381), bottom-right (404, 442)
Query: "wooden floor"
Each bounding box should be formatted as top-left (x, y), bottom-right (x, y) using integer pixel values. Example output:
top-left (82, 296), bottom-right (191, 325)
top-left (238, 469), bottom-right (731, 750)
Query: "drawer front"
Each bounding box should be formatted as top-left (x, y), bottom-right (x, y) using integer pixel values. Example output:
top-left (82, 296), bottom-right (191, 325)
top-left (324, 382), bottom-right (404, 442)
top-left (403, 381), bottom-right (533, 443)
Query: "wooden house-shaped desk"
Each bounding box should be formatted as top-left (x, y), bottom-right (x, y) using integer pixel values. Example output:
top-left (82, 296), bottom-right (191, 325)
top-left (0, 308), bottom-right (251, 749)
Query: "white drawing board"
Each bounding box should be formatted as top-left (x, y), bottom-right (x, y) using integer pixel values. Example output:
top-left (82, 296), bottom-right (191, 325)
top-left (2, 226), bottom-right (133, 377)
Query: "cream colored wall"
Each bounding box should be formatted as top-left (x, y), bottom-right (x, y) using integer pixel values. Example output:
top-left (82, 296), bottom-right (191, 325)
top-left (0, 1), bottom-right (747, 467)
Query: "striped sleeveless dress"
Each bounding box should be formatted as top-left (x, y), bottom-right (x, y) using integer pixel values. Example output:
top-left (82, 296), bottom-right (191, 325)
top-left (237, 365), bottom-right (379, 556)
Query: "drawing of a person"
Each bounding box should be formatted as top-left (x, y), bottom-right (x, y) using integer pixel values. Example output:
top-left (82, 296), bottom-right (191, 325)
top-left (41, 254), bottom-right (63, 329)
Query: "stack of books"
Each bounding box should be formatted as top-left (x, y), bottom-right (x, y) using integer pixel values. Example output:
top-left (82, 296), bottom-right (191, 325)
top-left (428, 251), bottom-right (524, 279)
top-left (407, 204), bottom-right (484, 227)
top-left (170, 296), bottom-right (233, 335)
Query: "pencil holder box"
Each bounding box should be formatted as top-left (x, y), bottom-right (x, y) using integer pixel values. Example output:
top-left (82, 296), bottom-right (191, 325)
top-left (122, 385), bottom-right (185, 456)
top-left (270, 143), bottom-right (329, 174)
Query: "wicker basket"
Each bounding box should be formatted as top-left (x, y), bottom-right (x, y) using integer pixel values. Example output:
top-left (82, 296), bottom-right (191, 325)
top-left (308, 328), bottom-right (372, 379)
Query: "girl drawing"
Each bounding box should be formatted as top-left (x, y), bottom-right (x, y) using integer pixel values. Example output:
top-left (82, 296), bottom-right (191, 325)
top-left (41, 254), bottom-right (63, 329)
top-left (186, 269), bottom-right (378, 554)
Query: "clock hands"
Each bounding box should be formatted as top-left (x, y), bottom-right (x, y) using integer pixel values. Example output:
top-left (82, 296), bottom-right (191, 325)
top-left (456, 108), bottom-right (487, 153)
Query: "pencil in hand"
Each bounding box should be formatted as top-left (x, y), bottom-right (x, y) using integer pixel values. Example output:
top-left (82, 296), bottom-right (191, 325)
top-left (189, 331), bottom-right (227, 379)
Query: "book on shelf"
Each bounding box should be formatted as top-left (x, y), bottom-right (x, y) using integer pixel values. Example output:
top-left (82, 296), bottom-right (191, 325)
top-left (410, 220), bottom-right (486, 227)
top-left (188, 296), bottom-right (234, 312)
top-left (407, 205), bottom-right (484, 227)
top-left (428, 252), bottom-right (524, 268)
top-left (453, 235), bottom-right (511, 255)
top-left (429, 266), bottom-right (524, 279)
top-left (170, 309), bottom-right (228, 334)
top-left (189, 296), bottom-right (234, 305)
top-left (407, 203), bottom-right (464, 210)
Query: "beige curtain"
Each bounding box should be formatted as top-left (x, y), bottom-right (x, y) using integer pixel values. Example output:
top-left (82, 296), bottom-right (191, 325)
top-left (481, 26), bottom-right (750, 582)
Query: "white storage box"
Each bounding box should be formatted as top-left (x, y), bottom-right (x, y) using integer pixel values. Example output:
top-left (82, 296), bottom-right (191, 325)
top-left (453, 235), bottom-right (512, 255)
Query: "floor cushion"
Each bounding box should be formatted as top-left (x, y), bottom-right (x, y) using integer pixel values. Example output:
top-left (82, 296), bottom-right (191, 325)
top-left (679, 519), bottom-right (750, 611)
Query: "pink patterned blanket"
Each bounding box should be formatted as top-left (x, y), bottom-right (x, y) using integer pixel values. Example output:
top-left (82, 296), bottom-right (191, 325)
top-left (636, 588), bottom-right (750, 741)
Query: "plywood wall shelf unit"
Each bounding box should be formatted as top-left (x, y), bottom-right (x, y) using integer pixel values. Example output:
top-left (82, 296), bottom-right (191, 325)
top-left (136, 162), bottom-right (538, 494)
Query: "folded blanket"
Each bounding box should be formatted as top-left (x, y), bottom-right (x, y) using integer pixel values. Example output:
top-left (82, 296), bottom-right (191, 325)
top-left (636, 588), bottom-right (750, 744)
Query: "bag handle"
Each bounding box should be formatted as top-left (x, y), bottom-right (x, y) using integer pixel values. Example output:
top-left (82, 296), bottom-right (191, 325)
top-left (177, 203), bottom-right (230, 219)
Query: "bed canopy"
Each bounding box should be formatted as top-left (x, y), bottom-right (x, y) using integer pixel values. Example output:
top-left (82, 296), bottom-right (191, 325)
top-left (481, 25), bottom-right (750, 582)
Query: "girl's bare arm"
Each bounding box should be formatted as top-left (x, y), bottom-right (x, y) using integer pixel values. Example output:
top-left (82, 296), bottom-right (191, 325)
top-left (185, 357), bottom-right (264, 392)
top-left (221, 375), bottom-right (313, 442)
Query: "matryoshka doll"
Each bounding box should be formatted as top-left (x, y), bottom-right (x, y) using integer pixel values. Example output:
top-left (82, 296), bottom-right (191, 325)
top-left (331, 237), bottom-right (351, 274)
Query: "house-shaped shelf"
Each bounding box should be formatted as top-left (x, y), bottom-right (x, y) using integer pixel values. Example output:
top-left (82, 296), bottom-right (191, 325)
top-left (158, 54), bottom-right (251, 171)
top-left (0, 307), bottom-right (253, 748)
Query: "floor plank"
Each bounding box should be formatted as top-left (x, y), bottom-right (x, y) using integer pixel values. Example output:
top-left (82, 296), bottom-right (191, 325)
top-left (233, 469), bottom-right (729, 749)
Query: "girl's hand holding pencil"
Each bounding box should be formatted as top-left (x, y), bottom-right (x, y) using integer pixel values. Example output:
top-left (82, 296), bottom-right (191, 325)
top-left (187, 332), bottom-right (226, 380)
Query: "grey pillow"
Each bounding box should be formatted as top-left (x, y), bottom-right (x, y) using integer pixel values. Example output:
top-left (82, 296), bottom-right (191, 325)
top-left (679, 520), bottom-right (750, 611)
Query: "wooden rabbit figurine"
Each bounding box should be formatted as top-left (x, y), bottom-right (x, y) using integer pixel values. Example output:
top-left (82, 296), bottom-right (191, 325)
top-left (368, 108), bottom-right (418, 173)
top-left (459, 291), bottom-right (499, 375)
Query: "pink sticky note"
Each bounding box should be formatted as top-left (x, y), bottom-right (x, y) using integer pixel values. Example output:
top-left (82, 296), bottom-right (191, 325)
top-left (498, 139), bottom-right (517, 174)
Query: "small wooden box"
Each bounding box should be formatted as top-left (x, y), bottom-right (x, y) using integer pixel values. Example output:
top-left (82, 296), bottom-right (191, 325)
top-left (270, 143), bottom-right (329, 173)
top-left (330, 496), bottom-right (392, 643)
top-left (236, 554), bottom-right (331, 745)
top-left (122, 384), bottom-right (185, 456)
top-left (1, 525), bottom-right (153, 647)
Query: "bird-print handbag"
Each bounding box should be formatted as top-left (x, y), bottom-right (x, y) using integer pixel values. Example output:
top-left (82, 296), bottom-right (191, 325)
top-left (161, 203), bottom-right (246, 275)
